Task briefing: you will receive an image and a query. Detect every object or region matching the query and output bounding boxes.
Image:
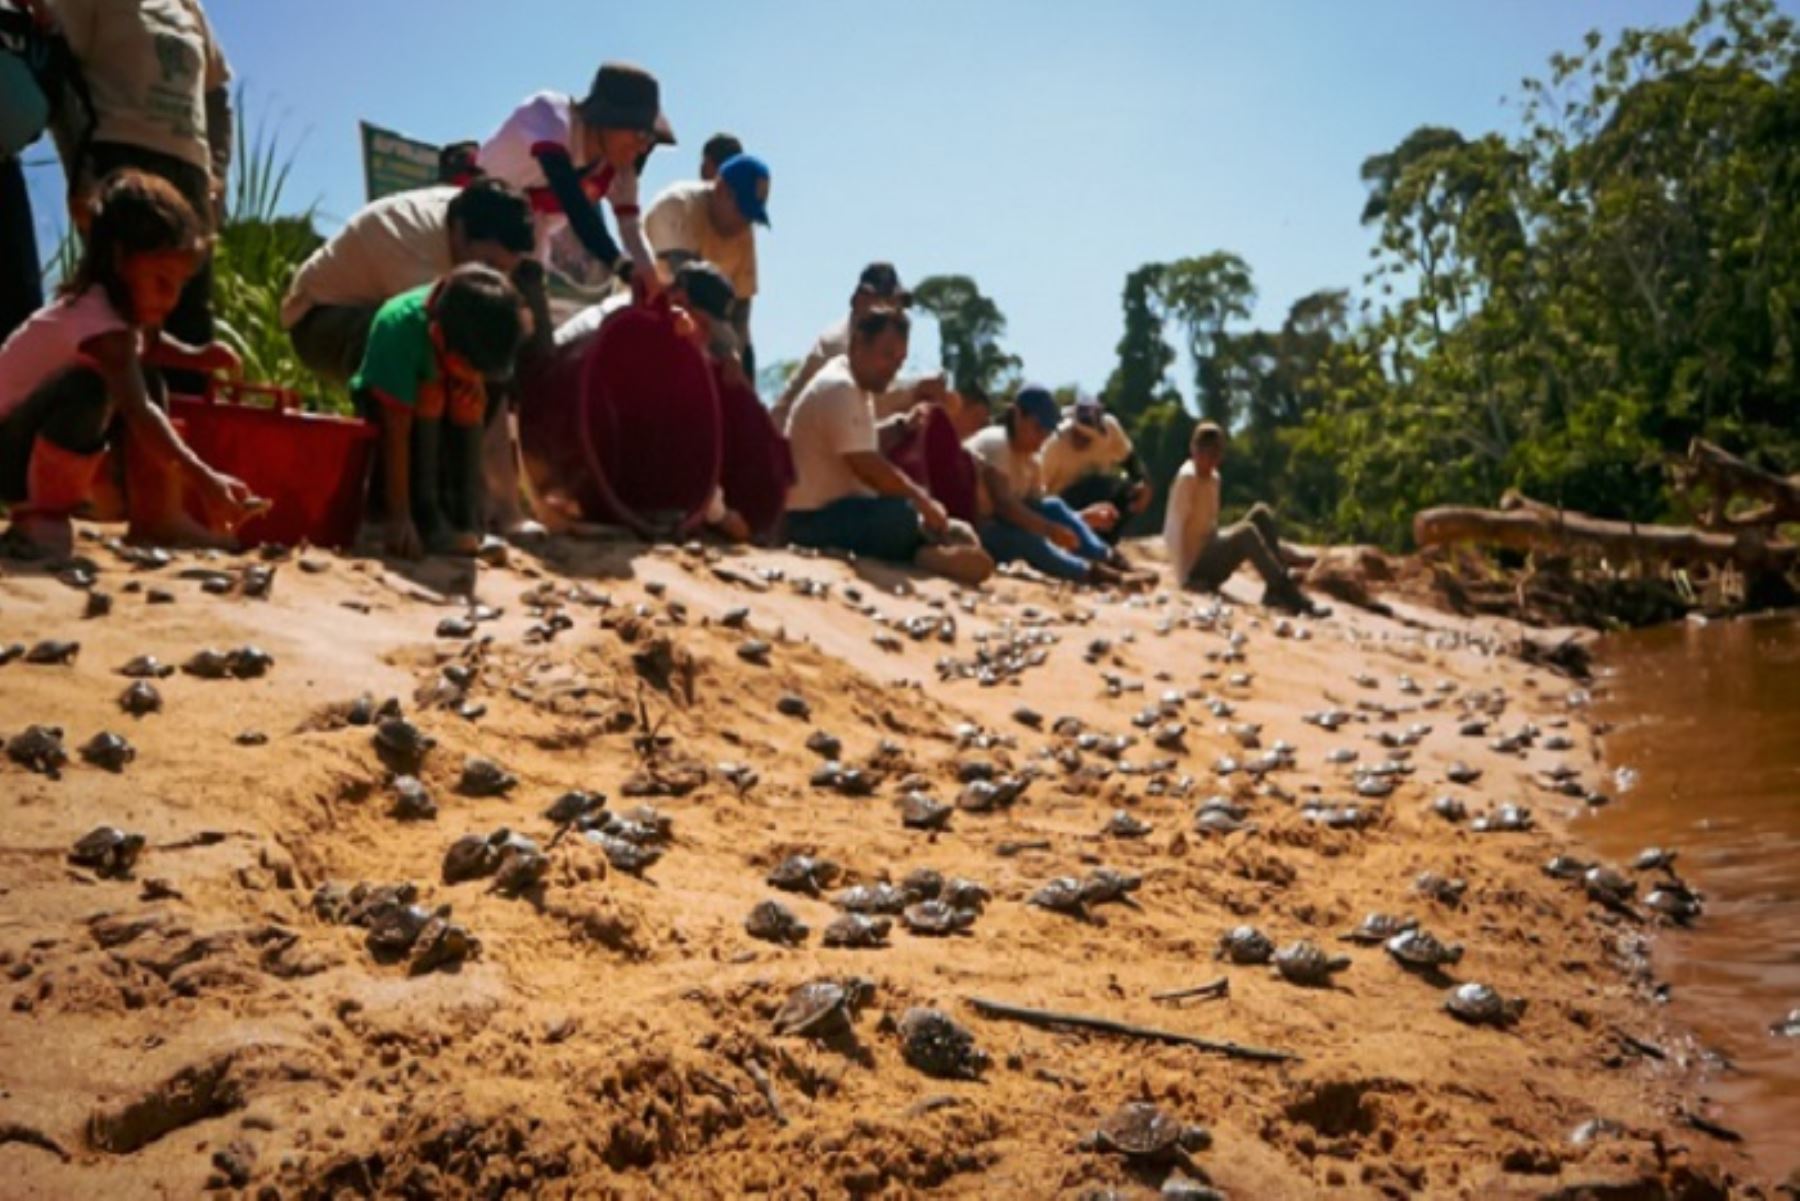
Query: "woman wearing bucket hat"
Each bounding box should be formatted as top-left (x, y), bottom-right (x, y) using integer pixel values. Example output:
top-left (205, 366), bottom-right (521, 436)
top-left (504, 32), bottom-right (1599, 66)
top-left (478, 61), bottom-right (673, 291)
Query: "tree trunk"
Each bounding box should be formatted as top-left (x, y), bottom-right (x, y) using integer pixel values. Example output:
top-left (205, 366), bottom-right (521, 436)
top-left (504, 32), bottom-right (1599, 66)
top-left (1684, 439), bottom-right (1800, 528)
top-left (1414, 503), bottom-right (1797, 571)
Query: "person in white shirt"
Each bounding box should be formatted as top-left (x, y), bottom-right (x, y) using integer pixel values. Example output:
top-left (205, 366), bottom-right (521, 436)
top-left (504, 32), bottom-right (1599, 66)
top-left (783, 307), bottom-right (990, 585)
top-left (772, 261), bottom-right (940, 427)
top-left (1163, 421), bottom-right (1319, 613)
top-left (645, 153), bottom-right (768, 374)
top-left (1040, 395), bottom-right (1152, 543)
top-left (968, 385), bottom-right (1132, 586)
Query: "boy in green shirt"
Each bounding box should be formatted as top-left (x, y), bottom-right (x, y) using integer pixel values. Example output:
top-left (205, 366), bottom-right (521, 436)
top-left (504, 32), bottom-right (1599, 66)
top-left (351, 264), bottom-right (523, 558)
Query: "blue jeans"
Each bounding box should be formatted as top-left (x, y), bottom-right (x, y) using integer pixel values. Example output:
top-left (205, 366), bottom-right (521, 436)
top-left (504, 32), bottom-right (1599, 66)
top-left (787, 495), bottom-right (924, 562)
top-left (978, 497), bottom-right (1110, 582)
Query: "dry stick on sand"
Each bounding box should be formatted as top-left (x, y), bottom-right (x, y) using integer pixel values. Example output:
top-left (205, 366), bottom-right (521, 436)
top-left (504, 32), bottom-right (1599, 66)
top-left (964, 995), bottom-right (1298, 1063)
top-left (1150, 977), bottom-right (1230, 1003)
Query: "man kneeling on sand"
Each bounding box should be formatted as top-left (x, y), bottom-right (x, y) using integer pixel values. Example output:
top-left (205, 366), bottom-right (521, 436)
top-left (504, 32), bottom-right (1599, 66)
top-left (1164, 422), bottom-right (1322, 614)
top-left (782, 308), bottom-right (992, 584)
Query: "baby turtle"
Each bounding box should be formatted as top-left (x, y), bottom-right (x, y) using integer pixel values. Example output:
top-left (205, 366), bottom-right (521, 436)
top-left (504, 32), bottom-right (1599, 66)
top-left (901, 900), bottom-right (975, 937)
top-left (1340, 912), bottom-right (1418, 945)
top-left (115, 678), bottom-right (161, 715)
top-left (227, 646), bottom-right (274, 678)
top-left (737, 639), bottom-right (773, 666)
top-left (1431, 795), bottom-right (1467, 823)
top-left (373, 718), bottom-right (434, 775)
top-left (409, 909), bottom-right (478, 975)
top-left (69, 826), bottom-right (145, 877)
top-left (821, 913), bottom-right (891, 948)
top-left (1081, 868), bottom-right (1142, 907)
top-left (805, 730), bottom-right (844, 760)
top-left (79, 731), bottom-right (136, 773)
top-left (1080, 1102), bottom-right (1212, 1166)
top-left (181, 648), bottom-right (234, 679)
top-left (1472, 803), bottom-right (1533, 833)
top-left (458, 756), bottom-right (517, 797)
top-left (544, 790), bottom-right (605, 826)
top-left (1769, 1008), bottom-right (1800, 1038)
top-left (1353, 774), bottom-right (1396, 799)
top-left (118, 654), bottom-right (173, 679)
top-left (1632, 846), bottom-right (1678, 872)
top-left (1583, 865), bottom-right (1637, 912)
top-left (1444, 982), bottom-right (1526, 1027)
top-left (24, 639), bottom-right (79, 665)
top-left (1103, 809), bottom-right (1152, 839)
top-left (1012, 706), bottom-right (1044, 729)
top-left (365, 902), bottom-right (435, 958)
top-left (1645, 885), bottom-right (1702, 923)
top-left (776, 693), bottom-right (811, 719)
top-left (901, 867), bottom-right (944, 902)
top-left (1029, 876), bottom-right (1090, 920)
top-left (746, 899), bottom-right (810, 945)
top-left (1542, 854), bottom-right (1593, 881)
top-left (1445, 762), bottom-right (1482, 785)
top-left (898, 1007), bottom-right (990, 1080)
top-left (1215, 925), bottom-right (1275, 965)
top-left (491, 846), bottom-right (549, 896)
top-left (767, 854), bottom-right (842, 896)
top-left (1325, 747), bottom-right (1358, 765)
top-left (435, 615), bottom-right (476, 639)
top-left (772, 977), bottom-right (872, 1038)
top-left (588, 831), bottom-right (661, 874)
top-left (942, 877), bottom-right (992, 912)
top-left (835, 882), bottom-right (908, 915)
top-left (900, 791), bottom-right (953, 830)
top-left (390, 776), bottom-right (437, 820)
top-left (1414, 871), bottom-right (1469, 905)
top-left (7, 725), bottom-right (68, 776)
top-left (1273, 940), bottom-right (1351, 986)
top-left (442, 830), bottom-right (509, 884)
top-left (1386, 928), bottom-right (1465, 970)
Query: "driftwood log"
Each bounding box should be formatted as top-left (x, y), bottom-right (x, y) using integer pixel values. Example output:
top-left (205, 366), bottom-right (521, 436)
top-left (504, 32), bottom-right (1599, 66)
top-left (1684, 438), bottom-right (1800, 528)
top-left (1414, 501), bottom-right (1797, 571)
top-left (963, 995), bottom-right (1299, 1063)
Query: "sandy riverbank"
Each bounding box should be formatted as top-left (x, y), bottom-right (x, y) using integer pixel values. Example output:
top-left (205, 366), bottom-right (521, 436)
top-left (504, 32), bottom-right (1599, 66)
top-left (0, 530), bottom-right (1769, 1198)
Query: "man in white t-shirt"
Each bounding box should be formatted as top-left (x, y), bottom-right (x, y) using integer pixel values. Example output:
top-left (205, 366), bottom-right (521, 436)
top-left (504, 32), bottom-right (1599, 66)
top-left (968, 385), bottom-right (1133, 586)
top-left (1040, 395), bottom-right (1152, 543)
top-left (645, 153), bottom-right (768, 374)
top-left (1163, 421), bottom-right (1319, 613)
top-left (772, 262), bottom-right (941, 427)
top-left (783, 307), bottom-right (989, 585)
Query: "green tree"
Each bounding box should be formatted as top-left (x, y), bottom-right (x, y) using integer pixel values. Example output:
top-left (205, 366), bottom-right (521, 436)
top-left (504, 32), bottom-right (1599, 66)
top-left (1157, 252), bottom-right (1255, 427)
top-left (911, 274), bottom-right (1022, 397)
top-left (1100, 263), bottom-right (1176, 425)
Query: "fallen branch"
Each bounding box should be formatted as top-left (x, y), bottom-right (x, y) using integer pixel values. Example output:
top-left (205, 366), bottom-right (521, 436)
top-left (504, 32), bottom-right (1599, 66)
top-left (963, 995), bottom-right (1298, 1063)
top-left (740, 1055), bottom-right (786, 1126)
top-left (1150, 977), bottom-right (1230, 1003)
top-left (1685, 439), bottom-right (1800, 528)
top-left (1414, 504), bottom-right (1796, 571)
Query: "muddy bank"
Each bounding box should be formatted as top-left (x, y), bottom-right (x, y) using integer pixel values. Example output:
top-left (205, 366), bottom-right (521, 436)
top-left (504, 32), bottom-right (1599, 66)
top-left (0, 532), bottom-right (1772, 1198)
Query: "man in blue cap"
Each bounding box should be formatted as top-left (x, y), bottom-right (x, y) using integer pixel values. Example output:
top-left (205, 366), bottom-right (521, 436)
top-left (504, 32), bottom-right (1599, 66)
top-left (645, 152), bottom-right (768, 374)
top-left (965, 385), bottom-right (1145, 587)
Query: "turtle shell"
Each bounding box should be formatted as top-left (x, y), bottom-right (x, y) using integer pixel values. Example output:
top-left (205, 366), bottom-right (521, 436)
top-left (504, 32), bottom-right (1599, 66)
top-left (746, 900), bottom-right (809, 945)
top-left (834, 883), bottom-right (907, 915)
top-left (1029, 877), bottom-right (1087, 914)
top-left (119, 680), bottom-right (163, 715)
top-left (1445, 982), bottom-right (1517, 1025)
top-left (767, 854), bottom-right (837, 895)
top-left (1274, 940), bottom-right (1350, 985)
top-left (898, 1007), bottom-right (988, 1080)
top-left (821, 913), bottom-right (891, 948)
top-left (69, 825), bottom-right (144, 875)
top-left (118, 654), bottom-right (173, 678)
top-left (1343, 913), bottom-right (1416, 945)
top-left (941, 877), bottom-right (991, 912)
top-left (1093, 1102), bottom-right (1205, 1159)
top-left (79, 732), bottom-right (135, 772)
top-left (374, 719), bottom-right (434, 773)
top-left (1216, 926), bottom-right (1274, 964)
top-left (772, 980), bottom-right (854, 1036)
top-left (901, 900), bottom-right (971, 936)
top-left (1583, 866), bottom-right (1636, 903)
top-left (900, 792), bottom-right (952, 830)
top-left (1385, 928), bottom-right (1463, 967)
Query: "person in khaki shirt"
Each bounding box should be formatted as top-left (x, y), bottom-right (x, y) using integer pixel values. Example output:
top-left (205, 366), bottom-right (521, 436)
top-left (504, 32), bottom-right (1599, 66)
top-left (645, 153), bottom-right (769, 375)
top-left (47, 0), bottom-right (231, 388)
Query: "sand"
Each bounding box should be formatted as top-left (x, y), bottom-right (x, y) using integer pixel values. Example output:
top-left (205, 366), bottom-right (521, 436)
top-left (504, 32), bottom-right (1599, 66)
top-left (0, 531), bottom-right (1768, 1199)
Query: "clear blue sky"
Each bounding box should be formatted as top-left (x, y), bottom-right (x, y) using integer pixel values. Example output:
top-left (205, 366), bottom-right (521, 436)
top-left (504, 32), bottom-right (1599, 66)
top-left (22, 0), bottom-right (1762, 395)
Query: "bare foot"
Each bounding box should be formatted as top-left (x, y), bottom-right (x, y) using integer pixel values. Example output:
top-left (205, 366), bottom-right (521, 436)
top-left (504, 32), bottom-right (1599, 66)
top-left (915, 543), bottom-right (993, 586)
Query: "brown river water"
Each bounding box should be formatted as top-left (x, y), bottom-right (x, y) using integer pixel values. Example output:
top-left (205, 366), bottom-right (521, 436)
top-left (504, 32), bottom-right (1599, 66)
top-left (1583, 615), bottom-right (1800, 1183)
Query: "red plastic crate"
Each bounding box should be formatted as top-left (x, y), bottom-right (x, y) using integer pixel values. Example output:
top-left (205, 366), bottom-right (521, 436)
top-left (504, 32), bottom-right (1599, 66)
top-left (169, 380), bottom-right (377, 549)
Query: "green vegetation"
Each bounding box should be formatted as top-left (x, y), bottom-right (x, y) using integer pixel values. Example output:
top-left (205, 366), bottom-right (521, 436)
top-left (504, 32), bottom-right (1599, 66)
top-left (915, 0), bottom-right (1800, 547)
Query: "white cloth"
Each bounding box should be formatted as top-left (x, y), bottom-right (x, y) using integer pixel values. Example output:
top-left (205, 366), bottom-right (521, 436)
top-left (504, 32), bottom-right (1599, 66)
top-left (644, 180), bottom-right (757, 301)
top-left (783, 356), bottom-right (876, 512)
top-left (1040, 413), bottom-right (1134, 494)
top-left (279, 187), bottom-right (456, 328)
top-left (552, 292), bottom-right (632, 350)
top-left (0, 288), bottom-right (130, 421)
top-left (771, 316), bottom-right (921, 428)
top-left (966, 425), bottom-right (1042, 507)
top-left (477, 92), bottom-right (652, 273)
top-left (48, 0), bottom-right (229, 175)
top-left (1162, 460), bottom-right (1221, 582)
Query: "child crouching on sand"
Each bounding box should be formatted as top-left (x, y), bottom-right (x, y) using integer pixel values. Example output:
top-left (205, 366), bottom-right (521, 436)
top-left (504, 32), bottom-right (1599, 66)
top-left (351, 264), bottom-right (524, 559)
top-left (0, 170), bottom-right (255, 558)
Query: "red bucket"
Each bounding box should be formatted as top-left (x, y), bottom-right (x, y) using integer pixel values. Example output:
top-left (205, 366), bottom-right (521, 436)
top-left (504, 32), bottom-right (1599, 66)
top-left (169, 381), bottom-right (377, 548)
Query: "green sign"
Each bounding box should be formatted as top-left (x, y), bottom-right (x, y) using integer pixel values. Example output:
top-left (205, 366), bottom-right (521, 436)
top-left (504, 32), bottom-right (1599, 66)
top-left (360, 121), bottom-right (440, 202)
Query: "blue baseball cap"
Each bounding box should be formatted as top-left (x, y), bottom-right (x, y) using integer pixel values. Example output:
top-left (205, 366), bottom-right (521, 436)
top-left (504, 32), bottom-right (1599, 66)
top-left (1013, 384), bottom-right (1060, 432)
top-left (718, 154), bottom-right (771, 227)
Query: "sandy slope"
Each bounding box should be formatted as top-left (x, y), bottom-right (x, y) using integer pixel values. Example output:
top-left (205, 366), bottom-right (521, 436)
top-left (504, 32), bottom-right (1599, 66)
top-left (0, 531), bottom-right (1763, 1199)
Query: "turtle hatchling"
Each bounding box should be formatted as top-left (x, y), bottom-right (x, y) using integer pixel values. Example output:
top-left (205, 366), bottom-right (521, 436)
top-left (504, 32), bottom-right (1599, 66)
top-left (1632, 846), bottom-right (1678, 872)
top-left (69, 826), bottom-right (145, 877)
top-left (443, 833), bottom-right (499, 883)
top-left (373, 718), bottom-right (434, 774)
top-left (1445, 982), bottom-right (1525, 1027)
top-left (900, 791), bottom-right (953, 830)
top-left (7, 725), bottom-right (68, 775)
top-left (821, 913), bottom-right (891, 948)
top-left (1645, 885), bottom-right (1702, 923)
top-left (365, 902), bottom-right (434, 958)
top-left (1104, 809), bottom-right (1152, 839)
top-left (118, 654), bottom-right (172, 678)
top-left (942, 877), bottom-right (991, 911)
top-left (1445, 761), bottom-right (1482, 785)
top-left (1472, 804), bottom-right (1533, 833)
top-left (1341, 913), bottom-right (1418, 945)
top-left (458, 756), bottom-right (517, 797)
top-left (767, 854), bottom-right (841, 896)
top-left (835, 882), bottom-right (908, 915)
top-left (1081, 868), bottom-right (1142, 907)
top-left (24, 639), bottom-right (79, 665)
top-left (898, 1007), bottom-right (989, 1080)
top-left (79, 731), bottom-right (135, 773)
top-left (115, 679), bottom-right (161, 716)
top-left (409, 909), bottom-right (478, 975)
top-left (805, 730), bottom-right (843, 759)
top-left (588, 831), bottom-right (661, 874)
top-left (1385, 928), bottom-right (1464, 970)
top-left (772, 977), bottom-right (872, 1037)
top-left (1080, 1102), bottom-right (1212, 1167)
top-left (1431, 795), bottom-right (1467, 823)
top-left (391, 776), bottom-right (437, 820)
top-left (1273, 940), bottom-right (1351, 986)
top-left (745, 899), bottom-right (810, 945)
top-left (1583, 866), bottom-right (1637, 912)
top-left (1029, 876), bottom-right (1090, 919)
top-left (1215, 925), bottom-right (1275, 965)
top-left (901, 900), bottom-right (975, 936)
top-left (544, 790), bottom-right (603, 826)
top-left (1542, 854), bottom-right (1592, 881)
top-left (1414, 871), bottom-right (1469, 905)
